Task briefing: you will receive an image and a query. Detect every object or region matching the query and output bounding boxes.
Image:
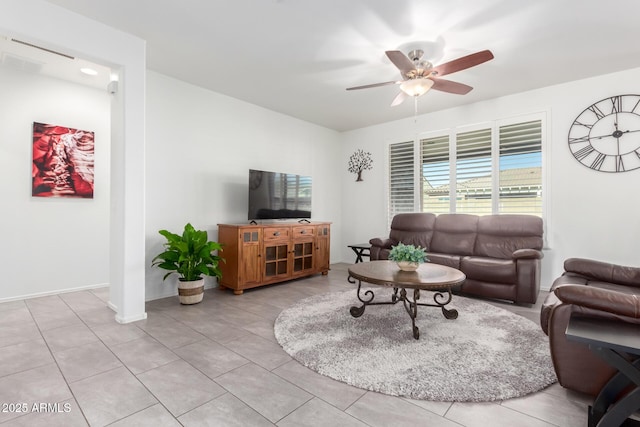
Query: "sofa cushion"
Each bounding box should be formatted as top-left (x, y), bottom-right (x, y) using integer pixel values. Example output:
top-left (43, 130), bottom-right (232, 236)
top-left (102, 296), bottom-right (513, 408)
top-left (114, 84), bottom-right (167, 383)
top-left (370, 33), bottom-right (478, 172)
top-left (460, 256), bottom-right (516, 284)
top-left (430, 214), bottom-right (478, 255)
top-left (427, 253), bottom-right (462, 270)
top-left (461, 278), bottom-right (517, 302)
top-left (388, 212), bottom-right (436, 249)
top-left (474, 214), bottom-right (543, 259)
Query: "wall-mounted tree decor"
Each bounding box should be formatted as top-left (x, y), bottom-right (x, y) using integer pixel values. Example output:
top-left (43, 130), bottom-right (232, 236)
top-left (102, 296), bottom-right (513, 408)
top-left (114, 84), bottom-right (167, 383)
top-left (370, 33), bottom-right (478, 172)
top-left (348, 149), bottom-right (373, 182)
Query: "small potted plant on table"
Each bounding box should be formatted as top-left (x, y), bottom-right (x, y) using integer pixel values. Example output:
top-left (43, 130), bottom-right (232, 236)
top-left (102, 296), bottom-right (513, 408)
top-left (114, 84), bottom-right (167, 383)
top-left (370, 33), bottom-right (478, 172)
top-left (151, 223), bottom-right (223, 304)
top-left (388, 242), bottom-right (428, 271)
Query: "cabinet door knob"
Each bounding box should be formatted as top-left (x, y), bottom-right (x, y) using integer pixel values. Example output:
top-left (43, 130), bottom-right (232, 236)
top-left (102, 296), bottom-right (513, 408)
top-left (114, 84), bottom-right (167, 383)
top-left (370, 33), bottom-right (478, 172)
top-left (274, 231), bottom-right (280, 236)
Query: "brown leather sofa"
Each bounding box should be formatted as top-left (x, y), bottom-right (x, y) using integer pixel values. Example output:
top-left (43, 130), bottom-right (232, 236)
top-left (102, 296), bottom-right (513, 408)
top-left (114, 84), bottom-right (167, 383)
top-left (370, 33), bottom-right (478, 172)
top-left (369, 213), bottom-right (544, 304)
top-left (540, 258), bottom-right (640, 396)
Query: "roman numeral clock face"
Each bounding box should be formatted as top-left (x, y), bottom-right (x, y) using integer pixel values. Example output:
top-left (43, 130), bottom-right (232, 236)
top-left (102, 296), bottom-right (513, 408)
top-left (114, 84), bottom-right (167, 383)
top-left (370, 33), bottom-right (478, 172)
top-left (568, 94), bottom-right (640, 172)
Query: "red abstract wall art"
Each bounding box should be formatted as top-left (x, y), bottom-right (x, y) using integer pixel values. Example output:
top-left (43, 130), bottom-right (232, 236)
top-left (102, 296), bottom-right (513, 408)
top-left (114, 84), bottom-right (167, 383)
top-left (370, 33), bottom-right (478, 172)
top-left (32, 122), bottom-right (95, 198)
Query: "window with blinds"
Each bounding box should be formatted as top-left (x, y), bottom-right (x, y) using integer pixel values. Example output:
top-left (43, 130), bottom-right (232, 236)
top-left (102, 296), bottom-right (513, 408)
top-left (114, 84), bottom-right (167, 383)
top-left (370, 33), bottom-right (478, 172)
top-left (455, 128), bottom-right (492, 215)
top-left (388, 141), bottom-right (415, 222)
top-left (420, 135), bottom-right (450, 214)
top-left (498, 120), bottom-right (542, 216)
top-left (389, 114), bottom-right (544, 219)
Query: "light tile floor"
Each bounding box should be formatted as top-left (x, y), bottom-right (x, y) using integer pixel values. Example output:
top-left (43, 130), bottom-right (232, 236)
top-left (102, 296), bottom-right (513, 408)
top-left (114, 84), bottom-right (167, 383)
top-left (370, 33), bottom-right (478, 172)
top-left (0, 263), bottom-right (592, 426)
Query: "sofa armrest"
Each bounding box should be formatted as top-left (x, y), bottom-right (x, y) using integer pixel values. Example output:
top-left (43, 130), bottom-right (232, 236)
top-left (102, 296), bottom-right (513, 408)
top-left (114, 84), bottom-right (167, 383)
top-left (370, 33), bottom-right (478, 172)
top-left (369, 237), bottom-right (395, 249)
top-left (564, 258), bottom-right (640, 287)
top-left (554, 284), bottom-right (640, 318)
top-left (513, 248), bottom-right (544, 260)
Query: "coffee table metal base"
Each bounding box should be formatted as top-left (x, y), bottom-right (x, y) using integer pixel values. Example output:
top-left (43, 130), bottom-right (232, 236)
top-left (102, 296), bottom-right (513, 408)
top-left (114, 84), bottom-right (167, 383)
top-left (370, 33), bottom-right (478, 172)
top-left (348, 276), bottom-right (458, 339)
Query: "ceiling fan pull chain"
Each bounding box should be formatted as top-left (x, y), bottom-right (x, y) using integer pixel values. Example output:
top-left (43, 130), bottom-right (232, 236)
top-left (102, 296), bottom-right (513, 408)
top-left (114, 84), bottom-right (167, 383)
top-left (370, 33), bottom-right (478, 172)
top-left (414, 96), bottom-right (418, 123)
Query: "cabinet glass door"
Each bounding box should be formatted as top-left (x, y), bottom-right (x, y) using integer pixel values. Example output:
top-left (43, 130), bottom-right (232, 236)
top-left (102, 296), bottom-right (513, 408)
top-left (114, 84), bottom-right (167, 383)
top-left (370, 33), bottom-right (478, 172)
top-left (292, 241), bottom-right (314, 273)
top-left (265, 244), bottom-right (288, 277)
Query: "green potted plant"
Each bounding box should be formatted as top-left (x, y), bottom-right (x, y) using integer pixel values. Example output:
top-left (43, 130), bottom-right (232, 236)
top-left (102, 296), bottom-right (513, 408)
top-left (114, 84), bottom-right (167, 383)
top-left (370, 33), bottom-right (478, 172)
top-left (151, 223), bottom-right (223, 304)
top-left (388, 242), bottom-right (428, 271)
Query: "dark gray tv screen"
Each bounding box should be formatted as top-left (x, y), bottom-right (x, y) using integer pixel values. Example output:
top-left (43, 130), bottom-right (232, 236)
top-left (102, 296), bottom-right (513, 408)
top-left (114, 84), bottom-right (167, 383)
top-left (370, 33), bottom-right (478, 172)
top-left (248, 169), bottom-right (312, 220)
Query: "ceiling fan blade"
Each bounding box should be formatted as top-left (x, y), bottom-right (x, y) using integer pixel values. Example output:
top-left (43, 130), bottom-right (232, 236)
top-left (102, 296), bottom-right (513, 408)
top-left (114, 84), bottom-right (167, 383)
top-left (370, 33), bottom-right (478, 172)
top-left (431, 50), bottom-right (494, 77)
top-left (346, 80), bottom-right (399, 91)
top-left (386, 50), bottom-right (416, 74)
top-left (390, 91), bottom-right (408, 107)
top-left (430, 78), bottom-right (473, 95)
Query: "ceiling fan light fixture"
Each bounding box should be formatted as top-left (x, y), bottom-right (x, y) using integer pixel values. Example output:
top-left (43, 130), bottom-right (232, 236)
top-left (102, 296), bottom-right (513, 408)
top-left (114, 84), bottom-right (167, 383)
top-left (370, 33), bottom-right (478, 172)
top-left (400, 78), bottom-right (434, 97)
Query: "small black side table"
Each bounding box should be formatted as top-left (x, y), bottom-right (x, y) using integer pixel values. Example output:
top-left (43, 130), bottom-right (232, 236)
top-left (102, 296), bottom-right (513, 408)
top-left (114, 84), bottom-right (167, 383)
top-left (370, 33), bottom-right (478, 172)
top-left (566, 315), bottom-right (640, 427)
top-left (347, 243), bottom-right (371, 263)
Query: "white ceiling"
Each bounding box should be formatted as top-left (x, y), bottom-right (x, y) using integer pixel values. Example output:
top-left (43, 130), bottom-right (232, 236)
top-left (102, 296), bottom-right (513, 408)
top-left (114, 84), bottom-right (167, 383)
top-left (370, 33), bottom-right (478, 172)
top-left (27, 0), bottom-right (640, 131)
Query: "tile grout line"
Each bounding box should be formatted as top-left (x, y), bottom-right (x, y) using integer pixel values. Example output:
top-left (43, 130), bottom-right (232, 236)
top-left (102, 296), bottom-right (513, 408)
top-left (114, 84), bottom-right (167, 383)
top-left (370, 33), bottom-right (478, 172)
top-left (21, 294), bottom-right (92, 427)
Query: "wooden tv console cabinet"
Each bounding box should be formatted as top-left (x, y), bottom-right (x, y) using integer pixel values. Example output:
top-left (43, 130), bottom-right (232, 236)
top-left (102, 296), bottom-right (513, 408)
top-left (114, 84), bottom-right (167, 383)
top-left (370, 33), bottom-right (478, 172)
top-left (217, 222), bottom-right (331, 295)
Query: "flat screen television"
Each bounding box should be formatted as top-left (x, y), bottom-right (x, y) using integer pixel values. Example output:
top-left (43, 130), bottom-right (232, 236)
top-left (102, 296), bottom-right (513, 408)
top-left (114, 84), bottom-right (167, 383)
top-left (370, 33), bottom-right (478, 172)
top-left (248, 169), bottom-right (312, 220)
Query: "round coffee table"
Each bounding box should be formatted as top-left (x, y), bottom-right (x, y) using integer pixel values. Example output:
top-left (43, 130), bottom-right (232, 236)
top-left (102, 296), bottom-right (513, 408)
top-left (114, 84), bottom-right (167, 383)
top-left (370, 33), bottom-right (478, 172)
top-left (348, 261), bottom-right (466, 339)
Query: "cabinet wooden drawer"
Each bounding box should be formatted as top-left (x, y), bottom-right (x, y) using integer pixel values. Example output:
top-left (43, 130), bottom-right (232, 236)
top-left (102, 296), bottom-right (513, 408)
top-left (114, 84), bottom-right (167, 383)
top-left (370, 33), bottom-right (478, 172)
top-left (292, 226), bottom-right (314, 240)
top-left (263, 227), bottom-right (290, 242)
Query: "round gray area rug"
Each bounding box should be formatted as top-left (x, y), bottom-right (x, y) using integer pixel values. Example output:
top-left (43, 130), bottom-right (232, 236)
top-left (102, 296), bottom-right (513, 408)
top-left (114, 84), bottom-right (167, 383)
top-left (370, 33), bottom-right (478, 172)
top-left (274, 288), bottom-right (557, 402)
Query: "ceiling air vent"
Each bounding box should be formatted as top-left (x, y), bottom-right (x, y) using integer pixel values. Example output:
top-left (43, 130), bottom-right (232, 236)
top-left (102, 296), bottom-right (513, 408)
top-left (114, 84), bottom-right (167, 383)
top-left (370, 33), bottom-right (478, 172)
top-left (1, 52), bottom-right (44, 73)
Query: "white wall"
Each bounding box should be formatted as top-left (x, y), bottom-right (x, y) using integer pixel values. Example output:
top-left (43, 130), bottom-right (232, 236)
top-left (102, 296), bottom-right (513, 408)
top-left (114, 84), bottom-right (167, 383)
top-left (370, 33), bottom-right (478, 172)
top-left (0, 66), bottom-right (110, 300)
top-left (144, 71), bottom-right (343, 300)
top-left (340, 67), bottom-right (640, 290)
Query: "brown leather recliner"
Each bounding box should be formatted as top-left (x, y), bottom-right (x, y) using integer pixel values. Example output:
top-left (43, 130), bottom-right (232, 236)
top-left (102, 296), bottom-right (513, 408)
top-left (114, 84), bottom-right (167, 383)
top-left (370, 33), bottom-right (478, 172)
top-left (540, 258), bottom-right (640, 396)
top-left (370, 213), bottom-right (544, 304)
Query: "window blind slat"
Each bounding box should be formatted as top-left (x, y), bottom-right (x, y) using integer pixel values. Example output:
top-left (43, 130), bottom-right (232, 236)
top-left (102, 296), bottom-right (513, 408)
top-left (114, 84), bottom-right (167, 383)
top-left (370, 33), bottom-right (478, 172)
top-left (389, 141), bottom-right (415, 223)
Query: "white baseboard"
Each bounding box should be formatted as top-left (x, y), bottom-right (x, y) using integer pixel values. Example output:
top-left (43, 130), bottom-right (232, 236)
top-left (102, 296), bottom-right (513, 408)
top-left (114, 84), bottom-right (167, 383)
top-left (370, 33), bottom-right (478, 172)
top-left (0, 283), bottom-right (110, 304)
top-left (115, 312), bottom-right (147, 324)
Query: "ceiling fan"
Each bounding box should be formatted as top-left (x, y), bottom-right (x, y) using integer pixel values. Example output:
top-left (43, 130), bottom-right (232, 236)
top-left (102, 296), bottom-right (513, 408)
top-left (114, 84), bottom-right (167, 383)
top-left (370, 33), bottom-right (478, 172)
top-left (346, 49), bottom-right (494, 106)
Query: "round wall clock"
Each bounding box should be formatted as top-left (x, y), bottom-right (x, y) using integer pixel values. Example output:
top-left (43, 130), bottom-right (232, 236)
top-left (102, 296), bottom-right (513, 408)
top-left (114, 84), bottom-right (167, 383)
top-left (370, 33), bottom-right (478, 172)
top-left (568, 94), bottom-right (640, 172)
